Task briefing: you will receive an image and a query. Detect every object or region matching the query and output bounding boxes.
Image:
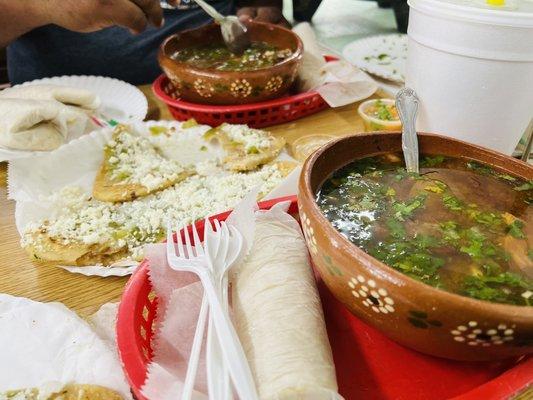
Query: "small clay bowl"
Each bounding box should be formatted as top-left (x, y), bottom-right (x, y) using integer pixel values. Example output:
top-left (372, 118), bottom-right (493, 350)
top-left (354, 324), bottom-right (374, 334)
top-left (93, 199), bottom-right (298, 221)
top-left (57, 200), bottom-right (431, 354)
top-left (158, 21), bottom-right (303, 105)
top-left (298, 132), bottom-right (533, 361)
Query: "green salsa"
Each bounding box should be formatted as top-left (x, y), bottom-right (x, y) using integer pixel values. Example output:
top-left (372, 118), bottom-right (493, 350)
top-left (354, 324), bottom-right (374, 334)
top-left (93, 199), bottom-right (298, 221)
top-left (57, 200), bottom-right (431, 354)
top-left (171, 42), bottom-right (293, 71)
top-left (316, 154), bottom-right (533, 306)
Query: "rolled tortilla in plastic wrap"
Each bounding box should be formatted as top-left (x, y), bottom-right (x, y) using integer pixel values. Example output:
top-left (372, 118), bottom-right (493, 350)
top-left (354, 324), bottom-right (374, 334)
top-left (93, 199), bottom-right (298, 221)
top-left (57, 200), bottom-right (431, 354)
top-left (293, 22), bottom-right (327, 92)
top-left (231, 208), bottom-right (342, 400)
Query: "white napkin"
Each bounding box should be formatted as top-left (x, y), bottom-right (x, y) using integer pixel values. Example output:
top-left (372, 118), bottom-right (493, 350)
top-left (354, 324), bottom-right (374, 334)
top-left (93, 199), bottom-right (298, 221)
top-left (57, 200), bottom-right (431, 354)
top-left (293, 22), bottom-right (378, 107)
top-left (0, 294), bottom-right (132, 399)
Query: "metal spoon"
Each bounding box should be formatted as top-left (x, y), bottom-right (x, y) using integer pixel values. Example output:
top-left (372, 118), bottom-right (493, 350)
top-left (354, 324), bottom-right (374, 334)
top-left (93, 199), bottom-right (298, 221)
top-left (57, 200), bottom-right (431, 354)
top-left (193, 0), bottom-right (251, 54)
top-left (396, 87), bottom-right (420, 174)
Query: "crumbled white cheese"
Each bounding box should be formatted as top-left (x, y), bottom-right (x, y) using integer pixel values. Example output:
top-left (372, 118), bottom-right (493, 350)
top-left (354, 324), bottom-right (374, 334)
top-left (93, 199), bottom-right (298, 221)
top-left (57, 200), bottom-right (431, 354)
top-left (0, 391), bottom-right (30, 400)
top-left (106, 130), bottom-right (185, 190)
top-left (23, 163), bottom-right (286, 261)
top-left (221, 124), bottom-right (272, 153)
top-left (22, 187), bottom-right (117, 247)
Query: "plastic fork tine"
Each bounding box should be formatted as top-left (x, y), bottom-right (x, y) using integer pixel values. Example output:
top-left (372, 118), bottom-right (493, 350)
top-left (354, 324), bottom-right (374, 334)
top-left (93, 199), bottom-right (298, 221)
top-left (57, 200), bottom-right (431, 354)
top-left (184, 224), bottom-right (194, 258)
top-left (218, 222), bottom-right (230, 262)
top-left (214, 218), bottom-right (221, 232)
top-left (221, 221), bottom-right (229, 236)
top-left (192, 223), bottom-right (204, 256)
top-left (204, 217), bottom-right (212, 235)
top-left (176, 225), bottom-right (186, 258)
top-left (166, 221), bottom-right (174, 259)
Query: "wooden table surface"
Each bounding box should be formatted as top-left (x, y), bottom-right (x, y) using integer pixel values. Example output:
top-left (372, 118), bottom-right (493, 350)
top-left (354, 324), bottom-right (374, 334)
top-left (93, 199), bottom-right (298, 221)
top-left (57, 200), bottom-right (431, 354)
top-left (0, 85), bottom-right (371, 318)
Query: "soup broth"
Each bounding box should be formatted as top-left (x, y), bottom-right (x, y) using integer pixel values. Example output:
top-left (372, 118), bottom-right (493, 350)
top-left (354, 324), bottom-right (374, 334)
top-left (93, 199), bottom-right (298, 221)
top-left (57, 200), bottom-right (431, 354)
top-left (316, 154), bottom-right (533, 306)
top-left (171, 42), bottom-right (293, 71)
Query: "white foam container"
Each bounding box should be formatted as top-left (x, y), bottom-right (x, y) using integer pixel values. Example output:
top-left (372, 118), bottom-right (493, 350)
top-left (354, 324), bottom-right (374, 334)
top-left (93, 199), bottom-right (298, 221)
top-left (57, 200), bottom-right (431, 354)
top-left (406, 0), bottom-right (533, 154)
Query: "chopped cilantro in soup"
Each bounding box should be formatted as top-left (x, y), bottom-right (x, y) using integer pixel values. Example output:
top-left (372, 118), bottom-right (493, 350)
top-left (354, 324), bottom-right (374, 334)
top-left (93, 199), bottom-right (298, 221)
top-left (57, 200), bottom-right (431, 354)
top-left (316, 154), bottom-right (533, 306)
top-left (171, 42), bottom-right (293, 71)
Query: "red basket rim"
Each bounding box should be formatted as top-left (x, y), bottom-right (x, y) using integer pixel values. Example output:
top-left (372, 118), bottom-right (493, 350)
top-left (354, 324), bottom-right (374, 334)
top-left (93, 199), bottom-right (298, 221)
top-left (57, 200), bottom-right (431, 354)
top-left (151, 55), bottom-right (339, 114)
top-left (116, 196), bottom-right (298, 398)
top-left (152, 74), bottom-right (323, 113)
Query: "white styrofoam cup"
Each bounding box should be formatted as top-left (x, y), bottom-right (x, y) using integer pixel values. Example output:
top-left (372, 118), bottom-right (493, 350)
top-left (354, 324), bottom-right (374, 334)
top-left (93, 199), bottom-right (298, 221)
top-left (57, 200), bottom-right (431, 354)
top-left (406, 0), bottom-right (533, 155)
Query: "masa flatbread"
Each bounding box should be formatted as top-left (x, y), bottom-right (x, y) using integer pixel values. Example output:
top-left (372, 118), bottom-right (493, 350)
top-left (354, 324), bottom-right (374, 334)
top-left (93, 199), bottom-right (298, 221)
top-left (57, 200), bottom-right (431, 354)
top-left (93, 125), bottom-right (191, 202)
top-left (204, 124), bottom-right (285, 172)
top-left (24, 230), bottom-right (127, 267)
top-left (1, 384), bottom-right (123, 400)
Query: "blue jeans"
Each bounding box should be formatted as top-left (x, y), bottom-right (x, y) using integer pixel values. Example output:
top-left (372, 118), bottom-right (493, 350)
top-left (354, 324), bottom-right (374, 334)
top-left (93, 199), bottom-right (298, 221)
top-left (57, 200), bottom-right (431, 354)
top-left (7, 1), bottom-right (233, 85)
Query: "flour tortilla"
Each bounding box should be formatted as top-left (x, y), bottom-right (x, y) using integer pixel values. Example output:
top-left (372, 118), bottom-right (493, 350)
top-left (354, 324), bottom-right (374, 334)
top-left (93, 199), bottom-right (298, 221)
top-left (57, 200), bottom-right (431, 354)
top-left (293, 22), bottom-right (328, 92)
top-left (0, 84), bottom-right (101, 112)
top-left (0, 99), bottom-right (88, 151)
top-left (231, 215), bottom-right (341, 400)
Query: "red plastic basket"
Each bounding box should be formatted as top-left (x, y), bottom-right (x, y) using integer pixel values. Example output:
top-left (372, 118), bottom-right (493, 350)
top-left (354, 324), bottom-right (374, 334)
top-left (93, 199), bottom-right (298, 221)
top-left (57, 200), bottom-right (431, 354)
top-left (117, 196), bottom-right (533, 400)
top-left (151, 56), bottom-right (339, 128)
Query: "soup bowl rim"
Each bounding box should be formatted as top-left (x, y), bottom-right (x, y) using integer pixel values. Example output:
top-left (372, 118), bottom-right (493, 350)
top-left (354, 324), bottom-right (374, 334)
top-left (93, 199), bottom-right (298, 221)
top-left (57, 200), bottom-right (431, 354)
top-left (300, 131), bottom-right (533, 316)
top-left (158, 21), bottom-right (304, 76)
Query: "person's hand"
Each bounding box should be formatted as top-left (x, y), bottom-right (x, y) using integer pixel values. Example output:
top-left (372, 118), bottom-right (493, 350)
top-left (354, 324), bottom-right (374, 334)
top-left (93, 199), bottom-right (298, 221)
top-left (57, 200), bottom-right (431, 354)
top-left (237, 6), bottom-right (291, 28)
top-left (44, 0), bottom-right (179, 34)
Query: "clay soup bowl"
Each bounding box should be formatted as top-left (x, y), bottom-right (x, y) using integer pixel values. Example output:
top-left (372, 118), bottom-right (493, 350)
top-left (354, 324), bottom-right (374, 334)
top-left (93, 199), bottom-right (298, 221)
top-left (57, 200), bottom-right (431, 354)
top-left (158, 21), bottom-right (303, 105)
top-left (298, 132), bottom-right (533, 361)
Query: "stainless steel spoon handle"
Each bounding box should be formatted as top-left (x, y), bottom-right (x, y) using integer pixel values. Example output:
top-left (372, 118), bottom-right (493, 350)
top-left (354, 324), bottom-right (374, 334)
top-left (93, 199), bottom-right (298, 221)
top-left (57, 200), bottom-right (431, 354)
top-left (194, 0), bottom-right (225, 23)
top-left (396, 87), bottom-right (420, 174)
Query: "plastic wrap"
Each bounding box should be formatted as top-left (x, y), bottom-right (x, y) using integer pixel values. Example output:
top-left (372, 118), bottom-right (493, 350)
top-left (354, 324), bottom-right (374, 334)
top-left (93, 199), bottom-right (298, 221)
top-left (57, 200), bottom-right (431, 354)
top-left (231, 206), bottom-right (343, 400)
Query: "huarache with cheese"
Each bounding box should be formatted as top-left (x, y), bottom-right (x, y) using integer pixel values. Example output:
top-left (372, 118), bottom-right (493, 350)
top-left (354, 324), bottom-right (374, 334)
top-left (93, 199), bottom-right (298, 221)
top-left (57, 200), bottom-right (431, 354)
top-left (93, 126), bottom-right (191, 202)
top-left (0, 384), bottom-right (123, 400)
top-left (22, 163), bottom-right (294, 265)
top-left (204, 123), bottom-right (285, 171)
top-left (20, 120), bottom-right (296, 266)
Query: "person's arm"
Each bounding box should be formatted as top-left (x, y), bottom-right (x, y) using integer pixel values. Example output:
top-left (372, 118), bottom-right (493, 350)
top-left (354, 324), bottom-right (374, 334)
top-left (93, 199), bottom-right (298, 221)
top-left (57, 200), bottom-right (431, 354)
top-left (0, 1), bottom-right (49, 47)
top-left (236, 0), bottom-right (290, 27)
top-left (0, 0), bottom-right (173, 48)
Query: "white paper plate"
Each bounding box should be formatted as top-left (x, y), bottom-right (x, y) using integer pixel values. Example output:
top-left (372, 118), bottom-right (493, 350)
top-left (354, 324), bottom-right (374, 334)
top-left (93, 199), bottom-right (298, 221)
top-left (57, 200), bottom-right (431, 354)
top-left (342, 34), bottom-right (407, 83)
top-left (11, 75), bottom-right (148, 122)
top-left (0, 294), bottom-right (132, 399)
top-left (0, 76), bottom-right (148, 161)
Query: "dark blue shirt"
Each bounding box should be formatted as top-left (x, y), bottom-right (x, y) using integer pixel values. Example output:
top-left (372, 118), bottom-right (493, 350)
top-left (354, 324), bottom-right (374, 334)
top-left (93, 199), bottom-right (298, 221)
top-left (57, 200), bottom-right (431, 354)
top-left (7, 1), bottom-right (233, 85)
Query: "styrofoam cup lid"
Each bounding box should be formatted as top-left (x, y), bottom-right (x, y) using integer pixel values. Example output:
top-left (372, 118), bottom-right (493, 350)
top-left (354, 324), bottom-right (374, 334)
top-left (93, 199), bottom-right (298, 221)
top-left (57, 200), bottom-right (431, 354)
top-left (408, 0), bottom-right (533, 27)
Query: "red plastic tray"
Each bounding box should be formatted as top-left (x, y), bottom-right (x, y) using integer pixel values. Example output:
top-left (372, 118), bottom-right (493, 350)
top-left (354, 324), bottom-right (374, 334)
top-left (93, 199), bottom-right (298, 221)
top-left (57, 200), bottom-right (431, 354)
top-left (116, 196), bottom-right (532, 400)
top-left (152, 56), bottom-right (339, 128)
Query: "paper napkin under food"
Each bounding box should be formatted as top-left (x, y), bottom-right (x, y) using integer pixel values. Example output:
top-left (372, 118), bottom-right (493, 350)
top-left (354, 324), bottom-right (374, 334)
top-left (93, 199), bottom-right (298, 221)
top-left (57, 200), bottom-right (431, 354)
top-left (293, 22), bottom-right (377, 107)
top-left (0, 294), bottom-right (132, 399)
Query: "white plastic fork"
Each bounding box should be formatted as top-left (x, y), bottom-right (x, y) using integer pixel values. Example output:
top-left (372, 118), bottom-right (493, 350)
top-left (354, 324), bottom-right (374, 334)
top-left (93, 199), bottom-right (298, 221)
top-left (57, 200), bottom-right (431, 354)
top-left (166, 221), bottom-right (259, 400)
top-left (206, 222), bottom-right (243, 400)
top-left (167, 221), bottom-right (210, 400)
top-left (181, 218), bottom-right (224, 400)
top-left (206, 220), bottom-right (227, 400)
